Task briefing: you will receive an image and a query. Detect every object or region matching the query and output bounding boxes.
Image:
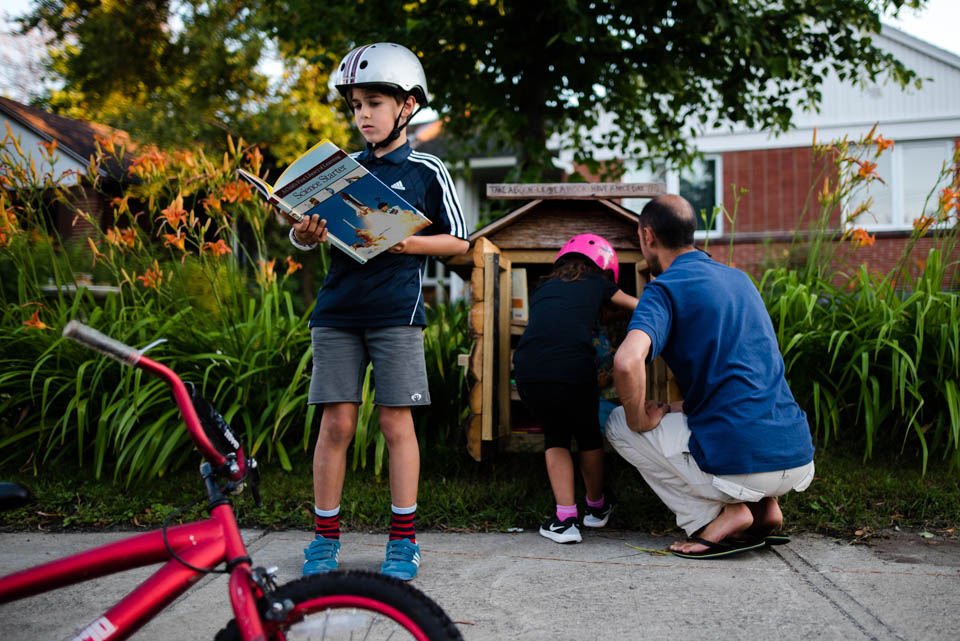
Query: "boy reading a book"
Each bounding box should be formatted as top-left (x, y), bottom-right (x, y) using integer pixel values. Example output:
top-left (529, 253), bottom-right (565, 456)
top-left (289, 42), bottom-right (469, 581)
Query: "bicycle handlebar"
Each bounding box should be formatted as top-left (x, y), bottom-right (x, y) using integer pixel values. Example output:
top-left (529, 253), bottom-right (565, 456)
top-left (63, 321), bottom-right (141, 366)
top-left (62, 321), bottom-right (246, 482)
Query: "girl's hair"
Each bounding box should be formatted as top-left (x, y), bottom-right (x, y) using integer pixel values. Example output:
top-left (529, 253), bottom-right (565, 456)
top-left (540, 252), bottom-right (612, 285)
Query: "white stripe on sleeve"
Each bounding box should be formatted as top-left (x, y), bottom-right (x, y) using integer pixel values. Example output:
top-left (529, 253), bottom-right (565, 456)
top-left (409, 151), bottom-right (467, 239)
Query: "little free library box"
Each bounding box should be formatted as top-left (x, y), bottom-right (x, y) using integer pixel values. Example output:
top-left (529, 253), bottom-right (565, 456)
top-left (446, 183), bottom-right (682, 461)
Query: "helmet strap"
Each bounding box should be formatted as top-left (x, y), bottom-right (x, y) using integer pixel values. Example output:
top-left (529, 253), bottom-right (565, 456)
top-left (371, 103), bottom-right (423, 151)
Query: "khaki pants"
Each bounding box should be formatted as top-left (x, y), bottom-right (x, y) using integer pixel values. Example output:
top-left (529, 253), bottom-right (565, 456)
top-left (605, 406), bottom-right (814, 536)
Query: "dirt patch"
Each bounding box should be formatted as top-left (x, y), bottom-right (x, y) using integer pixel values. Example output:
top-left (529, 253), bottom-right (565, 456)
top-left (861, 529), bottom-right (960, 567)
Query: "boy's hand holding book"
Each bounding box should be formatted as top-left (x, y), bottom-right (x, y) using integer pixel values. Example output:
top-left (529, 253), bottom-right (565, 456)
top-left (237, 140), bottom-right (430, 264)
top-left (293, 214), bottom-right (328, 246)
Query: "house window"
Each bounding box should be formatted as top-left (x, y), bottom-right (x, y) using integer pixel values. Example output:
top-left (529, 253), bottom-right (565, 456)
top-left (851, 139), bottom-right (954, 230)
top-left (622, 156), bottom-right (723, 237)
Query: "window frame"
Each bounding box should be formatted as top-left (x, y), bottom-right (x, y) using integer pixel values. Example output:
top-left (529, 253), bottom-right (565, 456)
top-left (847, 138), bottom-right (955, 232)
top-left (622, 154), bottom-right (724, 239)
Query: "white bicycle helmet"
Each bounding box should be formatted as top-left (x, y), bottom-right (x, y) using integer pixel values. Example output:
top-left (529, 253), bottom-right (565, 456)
top-left (334, 42), bottom-right (429, 106)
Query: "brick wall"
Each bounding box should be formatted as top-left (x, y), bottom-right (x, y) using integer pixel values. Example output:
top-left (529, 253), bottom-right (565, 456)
top-left (707, 235), bottom-right (958, 288)
top-left (721, 146), bottom-right (840, 233)
top-left (54, 184), bottom-right (105, 244)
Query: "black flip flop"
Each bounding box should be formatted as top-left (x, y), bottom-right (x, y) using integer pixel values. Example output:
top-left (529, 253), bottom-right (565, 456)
top-left (669, 536), bottom-right (765, 559)
top-left (764, 534), bottom-right (791, 546)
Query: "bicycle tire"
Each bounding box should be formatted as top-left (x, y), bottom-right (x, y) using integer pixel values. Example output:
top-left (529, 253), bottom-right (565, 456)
top-left (215, 570), bottom-right (463, 641)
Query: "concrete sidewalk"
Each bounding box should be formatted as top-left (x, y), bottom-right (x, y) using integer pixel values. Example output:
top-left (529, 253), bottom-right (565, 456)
top-left (1, 529), bottom-right (958, 640)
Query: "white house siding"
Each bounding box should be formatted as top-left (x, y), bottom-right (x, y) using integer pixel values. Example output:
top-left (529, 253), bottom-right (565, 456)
top-left (696, 25), bottom-right (960, 154)
top-left (1, 118), bottom-right (86, 187)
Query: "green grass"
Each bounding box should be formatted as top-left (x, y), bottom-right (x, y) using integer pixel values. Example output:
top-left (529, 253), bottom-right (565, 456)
top-left (2, 447), bottom-right (957, 538)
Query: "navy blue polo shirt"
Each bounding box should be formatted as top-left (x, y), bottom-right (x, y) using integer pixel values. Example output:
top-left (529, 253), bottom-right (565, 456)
top-left (513, 273), bottom-right (619, 384)
top-left (308, 142), bottom-right (468, 328)
top-left (627, 251), bottom-right (814, 475)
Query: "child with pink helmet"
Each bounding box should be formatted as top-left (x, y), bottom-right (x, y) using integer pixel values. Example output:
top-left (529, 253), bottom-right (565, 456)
top-left (512, 233), bottom-right (639, 543)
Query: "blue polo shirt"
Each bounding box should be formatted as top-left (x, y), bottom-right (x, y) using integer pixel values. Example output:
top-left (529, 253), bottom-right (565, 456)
top-left (627, 251), bottom-right (814, 475)
top-left (308, 142), bottom-right (468, 328)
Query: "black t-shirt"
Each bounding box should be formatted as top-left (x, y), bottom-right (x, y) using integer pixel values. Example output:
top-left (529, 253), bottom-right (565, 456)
top-left (512, 273), bottom-right (619, 384)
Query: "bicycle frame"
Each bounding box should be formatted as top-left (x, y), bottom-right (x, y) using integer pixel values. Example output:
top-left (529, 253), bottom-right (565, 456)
top-left (0, 324), bottom-right (266, 641)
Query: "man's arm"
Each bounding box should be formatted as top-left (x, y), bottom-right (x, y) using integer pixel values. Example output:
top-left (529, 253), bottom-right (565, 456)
top-left (388, 234), bottom-right (470, 256)
top-left (613, 329), bottom-right (667, 432)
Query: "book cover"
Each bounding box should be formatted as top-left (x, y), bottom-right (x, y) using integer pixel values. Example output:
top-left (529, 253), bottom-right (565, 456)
top-left (510, 268), bottom-right (529, 323)
top-left (237, 140), bottom-right (431, 264)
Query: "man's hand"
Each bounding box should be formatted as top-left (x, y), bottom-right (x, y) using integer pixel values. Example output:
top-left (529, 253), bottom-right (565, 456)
top-left (293, 214), bottom-right (327, 245)
top-left (614, 329), bottom-right (665, 432)
top-left (633, 400), bottom-right (668, 433)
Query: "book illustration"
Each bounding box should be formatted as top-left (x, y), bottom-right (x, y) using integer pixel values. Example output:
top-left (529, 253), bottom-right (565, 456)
top-left (237, 140), bottom-right (430, 264)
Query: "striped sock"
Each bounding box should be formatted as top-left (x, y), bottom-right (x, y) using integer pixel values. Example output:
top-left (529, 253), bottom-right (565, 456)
top-left (314, 505), bottom-right (340, 540)
top-left (389, 504), bottom-right (416, 543)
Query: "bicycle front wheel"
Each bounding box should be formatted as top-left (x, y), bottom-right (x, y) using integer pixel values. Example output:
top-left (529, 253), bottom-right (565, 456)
top-left (215, 571), bottom-right (463, 641)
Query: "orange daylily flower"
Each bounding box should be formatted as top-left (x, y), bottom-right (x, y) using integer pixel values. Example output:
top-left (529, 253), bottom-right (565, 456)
top-left (111, 194), bottom-right (132, 215)
top-left (220, 180), bottom-right (254, 204)
top-left (202, 195), bottom-right (223, 212)
top-left (285, 255), bottom-right (302, 276)
top-left (913, 216), bottom-right (936, 234)
top-left (87, 237), bottom-right (105, 267)
top-left (162, 232), bottom-right (187, 253)
top-left (850, 228), bottom-right (875, 247)
top-left (38, 139), bottom-right (59, 155)
top-left (104, 226), bottom-right (136, 249)
top-left (23, 309), bottom-right (51, 331)
top-left (158, 194), bottom-right (188, 230)
top-left (257, 258), bottom-right (277, 286)
top-left (874, 135), bottom-right (894, 152)
top-left (94, 133), bottom-right (124, 156)
top-left (244, 147), bottom-right (264, 175)
top-left (136, 260), bottom-right (165, 291)
top-left (128, 146), bottom-right (168, 178)
top-left (855, 159), bottom-right (879, 179)
top-left (940, 187), bottom-right (959, 214)
top-left (0, 200), bottom-right (18, 234)
top-left (203, 239), bottom-right (232, 257)
top-left (173, 150), bottom-right (196, 168)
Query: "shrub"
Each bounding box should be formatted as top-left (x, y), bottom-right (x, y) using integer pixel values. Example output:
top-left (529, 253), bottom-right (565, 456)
top-left (0, 130), bottom-right (470, 483)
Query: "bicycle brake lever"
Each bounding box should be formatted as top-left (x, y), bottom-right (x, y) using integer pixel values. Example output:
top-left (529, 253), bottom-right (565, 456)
top-left (248, 458), bottom-right (262, 508)
top-left (138, 337), bottom-right (168, 355)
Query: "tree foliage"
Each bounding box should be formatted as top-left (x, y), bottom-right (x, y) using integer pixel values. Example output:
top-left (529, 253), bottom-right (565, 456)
top-left (266, 0), bottom-right (926, 179)
top-left (17, 0), bottom-right (350, 160)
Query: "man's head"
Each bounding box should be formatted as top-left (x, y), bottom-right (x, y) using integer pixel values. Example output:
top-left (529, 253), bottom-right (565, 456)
top-left (637, 195), bottom-right (697, 276)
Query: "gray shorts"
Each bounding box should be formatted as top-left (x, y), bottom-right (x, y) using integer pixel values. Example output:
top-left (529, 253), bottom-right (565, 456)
top-left (308, 326), bottom-right (431, 407)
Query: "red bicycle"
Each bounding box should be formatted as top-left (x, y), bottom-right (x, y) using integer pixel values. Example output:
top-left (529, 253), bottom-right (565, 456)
top-left (0, 321), bottom-right (463, 641)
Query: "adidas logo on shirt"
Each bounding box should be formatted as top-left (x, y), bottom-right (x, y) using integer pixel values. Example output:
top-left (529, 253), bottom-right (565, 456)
top-left (391, 180), bottom-right (406, 190)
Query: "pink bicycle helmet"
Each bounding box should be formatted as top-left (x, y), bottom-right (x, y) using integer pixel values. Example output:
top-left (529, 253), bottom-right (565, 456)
top-left (555, 233), bottom-right (619, 282)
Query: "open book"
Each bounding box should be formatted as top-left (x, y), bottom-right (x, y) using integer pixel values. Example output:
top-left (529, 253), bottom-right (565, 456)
top-left (238, 141), bottom-right (431, 264)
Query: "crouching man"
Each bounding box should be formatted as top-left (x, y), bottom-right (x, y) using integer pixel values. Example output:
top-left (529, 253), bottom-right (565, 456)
top-left (607, 195), bottom-right (815, 558)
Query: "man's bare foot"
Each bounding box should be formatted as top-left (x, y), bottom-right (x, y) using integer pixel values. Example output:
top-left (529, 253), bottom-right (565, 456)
top-left (669, 503), bottom-right (753, 554)
top-left (741, 497), bottom-right (783, 539)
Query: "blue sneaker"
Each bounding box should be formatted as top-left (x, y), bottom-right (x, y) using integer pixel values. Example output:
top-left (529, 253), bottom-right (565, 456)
top-left (380, 538), bottom-right (421, 581)
top-left (303, 536), bottom-right (340, 576)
